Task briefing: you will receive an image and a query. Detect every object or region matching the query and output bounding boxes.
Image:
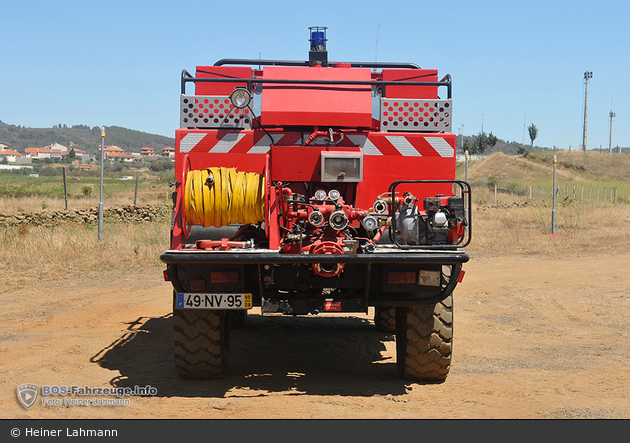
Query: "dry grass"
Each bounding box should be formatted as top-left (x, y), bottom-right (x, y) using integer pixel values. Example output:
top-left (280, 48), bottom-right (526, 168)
top-left (461, 151), bottom-right (630, 256)
top-left (2, 198), bottom-right (629, 289)
top-left (0, 220), bottom-right (171, 286)
top-left (468, 201), bottom-right (630, 256)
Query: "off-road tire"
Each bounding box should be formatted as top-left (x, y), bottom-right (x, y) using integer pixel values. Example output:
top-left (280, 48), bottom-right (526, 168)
top-left (230, 310), bottom-right (247, 329)
top-left (173, 308), bottom-right (230, 379)
top-left (395, 293), bottom-right (453, 381)
top-left (374, 307), bottom-right (396, 332)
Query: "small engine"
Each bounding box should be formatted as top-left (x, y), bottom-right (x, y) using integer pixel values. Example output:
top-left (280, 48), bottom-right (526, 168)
top-left (394, 194), bottom-right (466, 246)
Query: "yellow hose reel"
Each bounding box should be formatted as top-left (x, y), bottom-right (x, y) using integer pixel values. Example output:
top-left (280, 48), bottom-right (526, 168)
top-left (184, 167), bottom-right (265, 228)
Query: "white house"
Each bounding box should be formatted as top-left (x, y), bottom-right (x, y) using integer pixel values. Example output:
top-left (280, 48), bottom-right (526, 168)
top-left (47, 143), bottom-right (69, 152)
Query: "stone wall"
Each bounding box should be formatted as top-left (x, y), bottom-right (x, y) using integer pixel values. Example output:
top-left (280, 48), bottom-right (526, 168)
top-left (0, 204), bottom-right (172, 227)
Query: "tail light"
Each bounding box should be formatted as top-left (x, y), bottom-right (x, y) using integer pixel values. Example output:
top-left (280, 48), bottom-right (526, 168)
top-left (387, 271), bottom-right (416, 284)
top-left (190, 278), bottom-right (206, 291)
top-left (210, 271), bottom-right (239, 283)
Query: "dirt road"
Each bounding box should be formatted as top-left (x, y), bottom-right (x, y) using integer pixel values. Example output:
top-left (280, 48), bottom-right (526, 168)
top-left (2, 253), bottom-right (629, 419)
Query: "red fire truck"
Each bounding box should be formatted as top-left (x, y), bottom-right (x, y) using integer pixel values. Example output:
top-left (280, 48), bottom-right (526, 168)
top-left (160, 27), bottom-right (470, 381)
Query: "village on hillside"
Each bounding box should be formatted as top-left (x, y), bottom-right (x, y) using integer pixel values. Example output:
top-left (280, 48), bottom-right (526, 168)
top-left (0, 142), bottom-right (175, 169)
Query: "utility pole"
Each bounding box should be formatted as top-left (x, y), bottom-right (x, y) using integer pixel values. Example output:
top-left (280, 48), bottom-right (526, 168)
top-left (582, 71), bottom-right (592, 152)
top-left (98, 126), bottom-right (105, 243)
top-left (609, 109), bottom-right (616, 154)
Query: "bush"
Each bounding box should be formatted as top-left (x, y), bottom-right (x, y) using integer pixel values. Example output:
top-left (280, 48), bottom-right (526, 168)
top-left (105, 162), bottom-right (123, 173)
top-left (150, 159), bottom-right (175, 172)
top-left (39, 167), bottom-right (61, 176)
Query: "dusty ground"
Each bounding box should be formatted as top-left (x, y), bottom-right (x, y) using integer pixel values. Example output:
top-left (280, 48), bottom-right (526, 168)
top-left (2, 252), bottom-right (630, 419)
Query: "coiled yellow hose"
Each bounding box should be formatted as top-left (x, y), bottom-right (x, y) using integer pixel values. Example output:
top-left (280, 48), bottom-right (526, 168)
top-left (185, 167), bottom-right (265, 228)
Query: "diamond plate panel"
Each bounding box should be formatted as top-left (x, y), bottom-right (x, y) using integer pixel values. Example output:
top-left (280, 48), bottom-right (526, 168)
top-left (181, 95), bottom-right (253, 129)
top-left (380, 98), bottom-right (452, 132)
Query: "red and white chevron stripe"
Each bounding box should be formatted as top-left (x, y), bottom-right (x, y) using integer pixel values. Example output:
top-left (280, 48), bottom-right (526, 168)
top-left (179, 132), bottom-right (454, 157)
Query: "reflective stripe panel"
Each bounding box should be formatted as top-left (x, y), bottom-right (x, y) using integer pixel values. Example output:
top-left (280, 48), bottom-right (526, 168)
top-left (209, 133), bottom-right (247, 153)
top-left (179, 133), bottom-right (207, 153)
top-left (385, 135), bottom-right (422, 157)
top-left (248, 134), bottom-right (285, 154)
top-left (346, 135), bottom-right (383, 156)
top-left (425, 136), bottom-right (454, 157)
top-left (179, 132), bottom-right (454, 157)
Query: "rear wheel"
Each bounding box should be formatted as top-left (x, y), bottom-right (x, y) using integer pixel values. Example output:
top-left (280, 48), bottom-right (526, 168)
top-left (173, 307), bottom-right (230, 379)
top-left (374, 307), bottom-right (396, 332)
top-left (395, 293), bottom-right (453, 381)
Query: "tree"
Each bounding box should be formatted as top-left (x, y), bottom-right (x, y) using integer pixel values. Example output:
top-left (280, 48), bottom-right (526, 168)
top-left (528, 123), bottom-right (538, 147)
top-left (467, 131), bottom-right (498, 155)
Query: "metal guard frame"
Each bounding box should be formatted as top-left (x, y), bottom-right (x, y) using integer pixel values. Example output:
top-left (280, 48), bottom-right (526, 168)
top-left (387, 179), bottom-right (472, 250)
top-left (180, 69), bottom-right (452, 100)
top-left (369, 262), bottom-right (463, 306)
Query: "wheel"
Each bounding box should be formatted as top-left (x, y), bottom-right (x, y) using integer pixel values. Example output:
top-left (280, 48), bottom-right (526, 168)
top-left (374, 307), bottom-right (396, 332)
top-left (173, 306), bottom-right (231, 379)
top-left (230, 310), bottom-right (248, 329)
top-left (395, 293), bottom-right (453, 381)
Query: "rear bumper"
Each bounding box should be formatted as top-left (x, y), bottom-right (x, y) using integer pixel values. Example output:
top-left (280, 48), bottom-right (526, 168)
top-left (161, 247), bottom-right (469, 310)
top-left (160, 247), bottom-right (469, 265)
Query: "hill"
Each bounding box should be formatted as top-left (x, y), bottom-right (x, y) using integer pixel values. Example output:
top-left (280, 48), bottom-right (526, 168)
top-left (0, 123), bottom-right (175, 154)
top-left (464, 150), bottom-right (630, 183)
top-left (457, 134), bottom-right (549, 155)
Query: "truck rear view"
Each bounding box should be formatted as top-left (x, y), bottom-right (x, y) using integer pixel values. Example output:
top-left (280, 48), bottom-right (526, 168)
top-left (160, 27), bottom-right (471, 381)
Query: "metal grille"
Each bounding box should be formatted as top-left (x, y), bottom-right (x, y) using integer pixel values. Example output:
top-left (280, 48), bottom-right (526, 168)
top-left (380, 99), bottom-right (452, 132)
top-left (180, 95), bottom-right (253, 129)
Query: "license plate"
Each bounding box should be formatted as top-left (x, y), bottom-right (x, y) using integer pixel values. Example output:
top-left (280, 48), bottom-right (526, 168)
top-left (176, 293), bottom-right (252, 310)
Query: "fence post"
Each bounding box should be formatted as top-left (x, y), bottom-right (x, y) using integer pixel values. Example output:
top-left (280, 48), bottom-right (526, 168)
top-left (597, 186), bottom-right (600, 204)
top-left (62, 166), bottom-right (68, 210)
top-left (134, 172), bottom-right (139, 205)
top-left (465, 150), bottom-right (469, 183)
top-left (552, 155), bottom-right (557, 235)
top-left (615, 187), bottom-right (618, 204)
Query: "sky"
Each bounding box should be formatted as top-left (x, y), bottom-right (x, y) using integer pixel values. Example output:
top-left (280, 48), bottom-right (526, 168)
top-left (2, 0), bottom-right (629, 152)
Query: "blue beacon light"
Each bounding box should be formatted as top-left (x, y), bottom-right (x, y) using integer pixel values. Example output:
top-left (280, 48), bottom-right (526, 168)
top-left (308, 26), bottom-right (328, 66)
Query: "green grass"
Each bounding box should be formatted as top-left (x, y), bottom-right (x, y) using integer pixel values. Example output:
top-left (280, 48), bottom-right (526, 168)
top-left (467, 177), bottom-right (628, 205)
top-left (0, 172), bottom-right (166, 199)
